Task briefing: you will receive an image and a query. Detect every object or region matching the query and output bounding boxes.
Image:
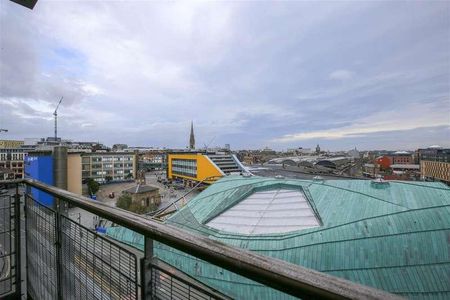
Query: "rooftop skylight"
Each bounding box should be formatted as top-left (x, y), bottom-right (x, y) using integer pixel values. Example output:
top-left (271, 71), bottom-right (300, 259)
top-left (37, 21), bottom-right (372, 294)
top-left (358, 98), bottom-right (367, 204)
top-left (206, 188), bottom-right (320, 234)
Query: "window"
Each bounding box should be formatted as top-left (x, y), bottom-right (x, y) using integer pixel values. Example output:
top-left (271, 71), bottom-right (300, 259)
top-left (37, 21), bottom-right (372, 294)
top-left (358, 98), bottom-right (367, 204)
top-left (172, 159), bottom-right (197, 177)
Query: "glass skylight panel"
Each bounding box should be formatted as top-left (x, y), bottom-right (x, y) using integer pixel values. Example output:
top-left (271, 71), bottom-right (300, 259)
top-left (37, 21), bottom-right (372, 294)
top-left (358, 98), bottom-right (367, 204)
top-left (206, 188), bottom-right (320, 234)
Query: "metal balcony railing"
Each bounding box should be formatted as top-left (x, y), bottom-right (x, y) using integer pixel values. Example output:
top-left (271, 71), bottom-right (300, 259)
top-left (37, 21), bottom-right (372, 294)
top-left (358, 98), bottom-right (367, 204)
top-left (0, 178), bottom-right (402, 300)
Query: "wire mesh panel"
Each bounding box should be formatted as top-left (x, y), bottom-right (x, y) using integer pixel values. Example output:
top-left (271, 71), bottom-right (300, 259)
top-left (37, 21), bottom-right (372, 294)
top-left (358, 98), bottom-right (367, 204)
top-left (60, 213), bottom-right (138, 299)
top-left (151, 264), bottom-right (225, 300)
top-left (25, 194), bottom-right (58, 299)
top-left (0, 192), bottom-right (17, 298)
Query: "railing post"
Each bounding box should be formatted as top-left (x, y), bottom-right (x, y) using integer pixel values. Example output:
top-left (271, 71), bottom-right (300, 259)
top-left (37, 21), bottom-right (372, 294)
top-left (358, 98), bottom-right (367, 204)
top-left (141, 236), bottom-right (153, 300)
top-left (14, 183), bottom-right (21, 299)
top-left (55, 198), bottom-right (63, 299)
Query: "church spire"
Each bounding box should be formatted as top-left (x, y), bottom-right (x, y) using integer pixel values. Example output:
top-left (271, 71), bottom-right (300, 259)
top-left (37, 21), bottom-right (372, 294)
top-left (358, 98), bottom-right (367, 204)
top-left (189, 121), bottom-right (195, 150)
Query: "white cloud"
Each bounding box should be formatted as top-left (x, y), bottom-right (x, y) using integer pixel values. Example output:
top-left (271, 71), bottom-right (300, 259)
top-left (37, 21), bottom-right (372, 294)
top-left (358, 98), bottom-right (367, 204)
top-left (329, 69), bottom-right (354, 81)
top-left (273, 100), bottom-right (450, 142)
top-left (80, 83), bottom-right (103, 96)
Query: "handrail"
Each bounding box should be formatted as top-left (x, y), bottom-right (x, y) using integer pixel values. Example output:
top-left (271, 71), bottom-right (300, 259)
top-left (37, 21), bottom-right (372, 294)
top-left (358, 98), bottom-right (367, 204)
top-left (20, 178), bottom-right (402, 299)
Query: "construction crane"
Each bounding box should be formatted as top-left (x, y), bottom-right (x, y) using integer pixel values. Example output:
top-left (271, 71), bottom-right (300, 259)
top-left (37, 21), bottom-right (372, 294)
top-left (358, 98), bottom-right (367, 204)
top-left (53, 96), bottom-right (63, 140)
top-left (203, 136), bottom-right (216, 152)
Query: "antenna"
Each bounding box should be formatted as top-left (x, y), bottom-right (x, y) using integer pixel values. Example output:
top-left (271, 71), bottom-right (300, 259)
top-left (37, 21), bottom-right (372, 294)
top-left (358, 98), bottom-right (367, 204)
top-left (54, 96), bottom-right (63, 140)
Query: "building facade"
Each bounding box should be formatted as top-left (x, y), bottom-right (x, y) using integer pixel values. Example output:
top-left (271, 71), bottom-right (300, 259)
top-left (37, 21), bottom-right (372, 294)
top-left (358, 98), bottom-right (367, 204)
top-left (24, 151), bottom-right (54, 206)
top-left (80, 152), bottom-right (136, 184)
top-left (167, 152), bottom-right (245, 185)
top-left (421, 160), bottom-right (450, 184)
top-left (0, 148), bottom-right (25, 178)
top-left (138, 150), bottom-right (166, 170)
top-left (123, 184), bottom-right (161, 209)
top-left (419, 148), bottom-right (450, 184)
top-left (25, 148), bottom-right (137, 199)
top-left (390, 151), bottom-right (413, 165)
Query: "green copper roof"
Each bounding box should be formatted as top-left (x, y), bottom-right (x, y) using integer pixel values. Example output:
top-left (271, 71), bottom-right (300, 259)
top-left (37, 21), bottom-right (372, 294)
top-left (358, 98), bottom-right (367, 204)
top-left (106, 176), bottom-right (450, 299)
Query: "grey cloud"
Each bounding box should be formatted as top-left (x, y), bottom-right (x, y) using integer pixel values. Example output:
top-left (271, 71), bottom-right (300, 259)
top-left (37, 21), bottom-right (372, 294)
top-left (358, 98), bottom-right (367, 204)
top-left (0, 1), bottom-right (449, 150)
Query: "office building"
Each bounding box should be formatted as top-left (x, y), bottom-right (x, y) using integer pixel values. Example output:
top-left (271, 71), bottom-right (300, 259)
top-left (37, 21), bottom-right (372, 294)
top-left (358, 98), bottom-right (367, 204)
top-left (79, 152), bottom-right (136, 184)
top-left (418, 147), bottom-right (450, 184)
top-left (0, 148), bottom-right (25, 179)
top-left (138, 150), bottom-right (166, 170)
top-left (25, 148), bottom-right (137, 201)
top-left (167, 152), bottom-right (246, 185)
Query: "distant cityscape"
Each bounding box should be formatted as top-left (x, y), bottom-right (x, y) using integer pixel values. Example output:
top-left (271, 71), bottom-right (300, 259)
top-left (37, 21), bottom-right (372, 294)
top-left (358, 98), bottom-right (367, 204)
top-left (1, 121), bottom-right (449, 191)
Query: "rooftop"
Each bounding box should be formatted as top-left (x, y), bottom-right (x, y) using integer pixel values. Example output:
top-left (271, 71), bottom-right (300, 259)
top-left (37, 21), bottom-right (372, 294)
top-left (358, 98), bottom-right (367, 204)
top-left (107, 175), bottom-right (450, 299)
top-left (123, 184), bottom-right (158, 194)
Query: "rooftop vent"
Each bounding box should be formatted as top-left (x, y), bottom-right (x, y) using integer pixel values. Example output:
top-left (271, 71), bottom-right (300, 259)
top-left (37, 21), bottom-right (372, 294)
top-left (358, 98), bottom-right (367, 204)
top-left (313, 176), bottom-right (324, 182)
top-left (371, 177), bottom-right (390, 189)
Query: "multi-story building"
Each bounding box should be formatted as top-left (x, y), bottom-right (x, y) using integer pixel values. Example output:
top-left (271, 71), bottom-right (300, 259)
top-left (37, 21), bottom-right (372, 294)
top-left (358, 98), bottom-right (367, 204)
top-left (418, 147), bottom-right (450, 184)
top-left (0, 148), bottom-right (25, 178)
top-left (167, 152), bottom-right (246, 186)
top-left (390, 151), bottom-right (413, 165)
top-left (25, 148), bottom-right (137, 200)
top-left (138, 150), bottom-right (166, 170)
top-left (78, 152), bottom-right (137, 184)
top-left (0, 139), bottom-right (24, 149)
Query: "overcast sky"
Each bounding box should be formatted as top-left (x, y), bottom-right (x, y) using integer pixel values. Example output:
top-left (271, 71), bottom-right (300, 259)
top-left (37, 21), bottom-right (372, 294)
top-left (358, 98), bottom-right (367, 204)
top-left (1, 1), bottom-right (449, 151)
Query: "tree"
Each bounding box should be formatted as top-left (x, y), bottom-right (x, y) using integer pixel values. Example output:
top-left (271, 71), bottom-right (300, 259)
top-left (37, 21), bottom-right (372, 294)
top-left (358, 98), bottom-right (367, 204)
top-left (87, 178), bottom-right (99, 195)
top-left (116, 194), bottom-right (132, 210)
top-left (105, 175), bottom-right (113, 183)
top-left (125, 173), bottom-right (133, 180)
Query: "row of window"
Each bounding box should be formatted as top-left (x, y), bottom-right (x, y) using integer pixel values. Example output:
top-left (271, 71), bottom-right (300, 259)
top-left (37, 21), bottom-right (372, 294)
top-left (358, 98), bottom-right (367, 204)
top-left (172, 159), bottom-right (197, 169)
top-left (89, 156), bottom-right (133, 162)
top-left (420, 156), bottom-right (450, 163)
top-left (82, 169), bottom-right (133, 178)
top-left (0, 153), bottom-right (24, 161)
top-left (0, 162), bottom-right (23, 167)
top-left (91, 163), bottom-right (134, 169)
top-left (92, 176), bottom-right (127, 182)
top-left (172, 159), bottom-right (197, 177)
